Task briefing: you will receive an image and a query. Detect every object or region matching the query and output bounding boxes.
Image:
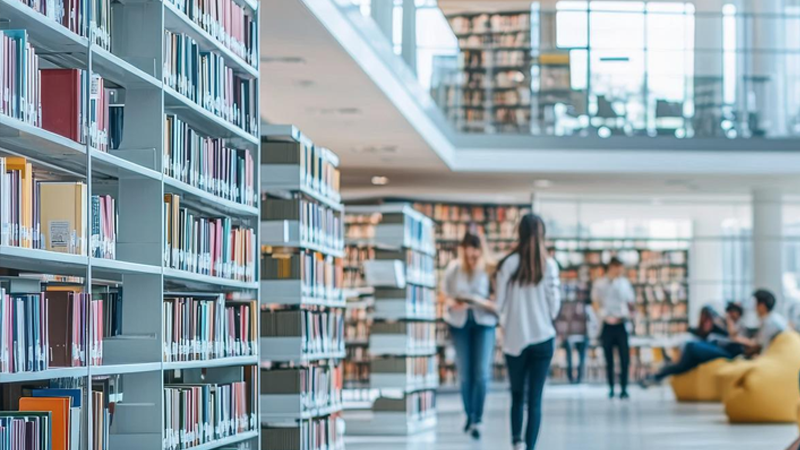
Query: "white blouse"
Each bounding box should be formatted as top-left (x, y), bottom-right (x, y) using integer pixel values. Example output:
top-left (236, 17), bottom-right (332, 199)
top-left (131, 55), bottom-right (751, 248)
top-left (442, 260), bottom-right (496, 328)
top-left (495, 254), bottom-right (561, 356)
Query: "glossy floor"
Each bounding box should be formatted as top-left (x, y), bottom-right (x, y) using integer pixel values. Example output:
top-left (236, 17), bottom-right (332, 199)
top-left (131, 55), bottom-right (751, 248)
top-left (345, 385), bottom-right (798, 450)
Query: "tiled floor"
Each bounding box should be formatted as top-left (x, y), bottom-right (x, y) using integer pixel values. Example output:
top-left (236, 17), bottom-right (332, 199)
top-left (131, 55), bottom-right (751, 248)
top-left (345, 385), bottom-right (798, 450)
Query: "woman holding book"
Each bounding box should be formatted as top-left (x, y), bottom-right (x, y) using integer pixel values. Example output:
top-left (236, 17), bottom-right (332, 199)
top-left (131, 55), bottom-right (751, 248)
top-left (442, 232), bottom-right (497, 440)
top-left (496, 213), bottom-right (561, 450)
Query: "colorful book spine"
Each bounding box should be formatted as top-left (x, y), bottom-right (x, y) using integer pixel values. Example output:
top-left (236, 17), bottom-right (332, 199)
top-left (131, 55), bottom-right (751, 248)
top-left (0, 289), bottom-right (48, 374)
top-left (163, 115), bottom-right (256, 206)
top-left (0, 30), bottom-right (41, 127)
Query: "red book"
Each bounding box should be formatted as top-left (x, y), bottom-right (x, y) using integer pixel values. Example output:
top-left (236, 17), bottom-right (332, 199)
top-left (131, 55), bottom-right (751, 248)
top-left (40, 69), bottom-right (81, 142)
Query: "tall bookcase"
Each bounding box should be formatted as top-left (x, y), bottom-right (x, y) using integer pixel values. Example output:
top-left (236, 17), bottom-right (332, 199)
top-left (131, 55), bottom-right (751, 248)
top-left (0, 0), bottom-right (261, 447)
top-left (259, 125), bottom-right (346, 450)
top-left (440, 10), bottom-right (533, 133)
top-left (343, 205), bottom-right (438, 436)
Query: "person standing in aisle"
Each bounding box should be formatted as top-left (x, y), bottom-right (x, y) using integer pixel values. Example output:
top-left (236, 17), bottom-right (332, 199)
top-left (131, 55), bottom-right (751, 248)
top-left (592, 257), bottom-right (635, 400)
top-left (495, 214), bottom-right (561, 450)
top-left (442, 232), bottom-right (497, 440)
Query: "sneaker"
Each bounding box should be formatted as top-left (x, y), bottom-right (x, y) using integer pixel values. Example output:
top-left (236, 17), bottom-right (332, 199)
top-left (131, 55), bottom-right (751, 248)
top-left (463, 419), bottom-right (472, 434)
top-left (513, 442), bottom-right (526, 450)
top-left (639, 376), bottom-right (660, 390)
top-left (620, 391), bottom-right (630, 400)
top-left (470, 423), bottom-right (481, 440)
top-left (608, 390), bottom-right (615, 399)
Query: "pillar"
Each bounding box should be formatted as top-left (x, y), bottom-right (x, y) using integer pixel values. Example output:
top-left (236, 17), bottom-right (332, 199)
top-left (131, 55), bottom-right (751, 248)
top-left (689, 215), bottom-right (725, 326)
top-left (748, 0), bottom-right (787, 137)
top-left (371, 0), bottom-right (394, 43)
top-left (401, 0), bottom-right (416, 73)
top-left (752, 188), bottom-right (784, 303)
top-left (693, 0), bottom-right (725, 137)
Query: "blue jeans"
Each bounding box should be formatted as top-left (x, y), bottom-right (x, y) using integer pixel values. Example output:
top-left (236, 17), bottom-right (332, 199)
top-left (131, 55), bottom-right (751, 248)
top-left (506, 339), bottom-right (555, 450)
top-left (449, 312), bottom-right (496, 425)
top-left (655, 340), bottom-right (733, 381)
top-left (562, 337), bottom-right (587, 384)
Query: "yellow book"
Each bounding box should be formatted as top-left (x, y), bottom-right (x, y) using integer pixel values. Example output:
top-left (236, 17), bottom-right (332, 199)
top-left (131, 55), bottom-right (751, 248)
top-left (5, 157), bottom-right (33, 248)
top-left (39, 182), bottom-right (86, 255)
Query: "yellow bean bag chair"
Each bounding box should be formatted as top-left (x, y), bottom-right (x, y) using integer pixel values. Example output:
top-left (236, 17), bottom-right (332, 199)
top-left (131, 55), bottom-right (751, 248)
top-left (717, 331), bottom-right (800, 423)
top-left (670, 358), bottom-right (730, 402)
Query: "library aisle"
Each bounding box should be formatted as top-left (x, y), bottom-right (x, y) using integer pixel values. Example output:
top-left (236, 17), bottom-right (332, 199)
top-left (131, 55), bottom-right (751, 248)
top-left (346, 387), bottom-right (798, 450)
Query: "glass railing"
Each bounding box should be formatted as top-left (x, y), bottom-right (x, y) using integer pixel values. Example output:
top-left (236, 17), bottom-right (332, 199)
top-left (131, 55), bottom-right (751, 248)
top-left (334, 0), bottom-right (800, 140)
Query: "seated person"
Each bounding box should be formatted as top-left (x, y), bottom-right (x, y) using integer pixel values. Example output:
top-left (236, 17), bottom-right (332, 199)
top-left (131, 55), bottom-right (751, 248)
top-left (731, 289), bottom-right (787, 357)
top-left (640, 302), bottom-right (745, 387)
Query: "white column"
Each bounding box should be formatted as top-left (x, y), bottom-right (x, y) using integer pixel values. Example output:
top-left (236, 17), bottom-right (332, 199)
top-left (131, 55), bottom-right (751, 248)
top-left (752, 188), bottom-right (784, 301)
top-left (689, 215), bottom-right (725, 326)
top-left (401, 0), bottom-right (417, 73)
top-left (693, 0), bottom-right (725, 137)
top-left (748, 0), bottom-right (787, 136)
top-left (371, 0), bottom-right (394, 42)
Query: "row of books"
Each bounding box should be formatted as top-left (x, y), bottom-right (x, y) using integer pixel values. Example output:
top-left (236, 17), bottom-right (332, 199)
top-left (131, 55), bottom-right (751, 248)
top-left (371, 356), bottom-right (437, 380)
top-left (261, 252), bottom-right (344, 302)
top-left (262, 140), bottom-right (341, 203)
top-left (262, 415), bottom-right (344, 450)
top-left (163, 378), bottom-right (256, 450)
top-left (260, 309), bottom-right (345, 355)
top-left (449, 13), bottom-right (531, 35)
top-left (163, 30), bottom-right (258, 136)
top-left (458, 32), bottom-right (531, 48)
top-left (163, 194), bottom-right (256, 282)
top-left (0, 290), bottom-right (104, 374)
top-left (261, 365), bottom-right (343, 412)
top-left (0, 30), bottom-right (113, 150)
top-left (162, 295), bottom-right (257, 363)
top-left (376, 285), bottom-right (435, 315)
top-left (405, 251), bottom-right (436, 287)
top-left (371, 323), bottom-right (435, 348)
top-left (1, 158), bottom-right (119, 257)
top-left (413, 203), bottom-right (530, 224)
top-left (460, 49), bottom-right (529, 68)
top-left (402, 215), bottom-right (436, 255)
top-left (164, 115), bottom-right (257, 207)
top-left (461, 70), bottom-right (529, 90)
top-left (263, 199), bottom-right (343, 251)
top-left (165, 0), bottom-right (258, 68)
top-left (343, 246), bottom-right (372, 289)
top-left (373, 391), bottom-right (436, 419)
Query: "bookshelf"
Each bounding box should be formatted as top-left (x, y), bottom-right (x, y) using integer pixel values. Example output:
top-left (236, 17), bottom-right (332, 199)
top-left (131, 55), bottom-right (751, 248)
top-left (0, 0), bottom-right (261, 448)
top-left (259, 126), bottom-right (346, 450)
top-left (437, 11), bottom-right (533, 133)
top-left (343, 205), bottom-right (438, 436)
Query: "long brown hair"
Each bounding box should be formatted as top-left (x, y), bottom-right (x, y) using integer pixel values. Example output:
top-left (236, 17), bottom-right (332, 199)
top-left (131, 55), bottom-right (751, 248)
top-left (459, 232), bottom-right (484, 278)
top-left (500, 213), bottom-right (548, 286)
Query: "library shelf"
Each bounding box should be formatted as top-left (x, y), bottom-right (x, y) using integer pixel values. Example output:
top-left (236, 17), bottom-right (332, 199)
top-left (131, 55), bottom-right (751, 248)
top-left (163, 356), bottom-right (259, 371)
top-left (260, 237), bottom-right (345, 259)
top-left (345, 412), bottom-right (437, 436)
top-left (0, 115), bottom-right (88, 174)
top-left (163, 268), bottom-right (259, 291)
top-left (0, 367), bottom-right (89, 383)
top-left (259, 347), bottom-right (347, 364)
top-left (0, 0), bottom-right (88, 54)
top-left (91, 258), bottom-right (162, 277)
top-left (163, 176), bottom-right (259, 218)
top-left (162, 1), bottom-right (259, 78)
top-left (0, 246), bottom-right (87, 275)
top-left (90, 149), bottom-right (162, 181)
top-left (260, 403), bottom-right (344, 421)
top-left (260, 295), bottom-right (346, 309)
top-left (90, 362), bottom-right (163, 376)
top-left (163, 86), bottom-right (259, 149)
top-left (260, 182), bottom-right (344, 212)
top-left (182, 430), bottom-right (260, 450)
top-left (91, 46), bottom-right (162, 90)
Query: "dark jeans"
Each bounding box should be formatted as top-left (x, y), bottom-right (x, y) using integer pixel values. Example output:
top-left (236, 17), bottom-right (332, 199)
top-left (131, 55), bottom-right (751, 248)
top-left (601, 323), bottom-right (630, 393)
top-left (506, 339), bottom-right (554, 450)
top-left (654, 340), bottom-right (733, 381)
top-left (562, 337), bottom-right (587, 384)
top-left (449, 312), bottom-right (496, 425)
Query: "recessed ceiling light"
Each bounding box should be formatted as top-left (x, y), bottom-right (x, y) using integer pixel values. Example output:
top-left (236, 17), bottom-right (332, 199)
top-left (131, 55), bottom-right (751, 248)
top-left (260, 56), bottom-right (306, 64)
top-left (371, 176), bottom-right (389, 186)
top-left (533, 179), bottom-right (553, 189)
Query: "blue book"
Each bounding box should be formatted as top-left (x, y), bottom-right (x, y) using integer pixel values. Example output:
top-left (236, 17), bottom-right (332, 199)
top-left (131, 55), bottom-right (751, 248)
top-left (30, 388), bottom-right (82, 408)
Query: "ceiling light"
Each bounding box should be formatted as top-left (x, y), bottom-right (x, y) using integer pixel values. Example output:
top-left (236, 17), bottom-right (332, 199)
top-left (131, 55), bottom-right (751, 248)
top-left (371, 176), bottom-right (389, 186)
top-left (533, 179), bottom-right (553, 189)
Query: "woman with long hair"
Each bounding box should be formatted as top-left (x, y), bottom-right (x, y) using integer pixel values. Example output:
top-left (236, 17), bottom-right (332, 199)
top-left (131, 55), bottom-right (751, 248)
top-left (496, 214), bottom-right (561, 450)
top-left (441, 232), bottom-right (497, 440)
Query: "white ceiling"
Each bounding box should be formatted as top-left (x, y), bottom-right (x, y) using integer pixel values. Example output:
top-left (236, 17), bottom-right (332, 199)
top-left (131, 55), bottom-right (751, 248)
top-left (260, 0), bottom-right (800, 202)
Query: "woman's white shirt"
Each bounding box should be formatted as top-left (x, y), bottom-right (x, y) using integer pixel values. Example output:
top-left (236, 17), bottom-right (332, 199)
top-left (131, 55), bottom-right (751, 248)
top-left (442, 260), bottom-right (496, 328)
top-left (495, 254), bottom-right (561, 357)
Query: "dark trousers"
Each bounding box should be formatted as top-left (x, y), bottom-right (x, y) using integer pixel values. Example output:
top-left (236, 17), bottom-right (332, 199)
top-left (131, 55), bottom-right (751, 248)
top-left (506, 339), bottom-right (554, 450)
top-left (449, 313), bottom-right (496, 425)
top-left (654, 340), bottom-right (733, 381)
top-left (562, 337), bottom-right (587, 384)
top-left (601, 323), bottom-right (630, 393)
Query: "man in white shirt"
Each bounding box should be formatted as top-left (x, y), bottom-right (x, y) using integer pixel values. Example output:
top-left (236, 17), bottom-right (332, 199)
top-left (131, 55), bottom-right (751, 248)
top-left (734, 289), bottom-right (787, 356)
top-left (591, 257), bottom-right (635, 399)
